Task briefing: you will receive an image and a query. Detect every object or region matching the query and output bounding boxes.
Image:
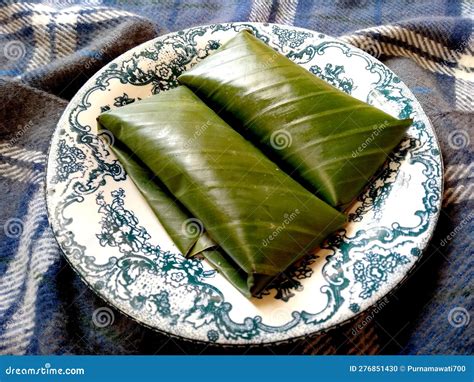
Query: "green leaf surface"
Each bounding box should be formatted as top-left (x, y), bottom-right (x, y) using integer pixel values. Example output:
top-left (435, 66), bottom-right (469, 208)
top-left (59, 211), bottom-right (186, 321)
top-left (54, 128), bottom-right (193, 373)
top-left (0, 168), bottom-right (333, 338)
top-left (110, 141), bottom-right (216, 257)
top-left (98, 86), bottom-right (345, 296)
top-left (109, 142), bottom-right (257, 296)
top-left (179, 30), bottom-right (412, 208)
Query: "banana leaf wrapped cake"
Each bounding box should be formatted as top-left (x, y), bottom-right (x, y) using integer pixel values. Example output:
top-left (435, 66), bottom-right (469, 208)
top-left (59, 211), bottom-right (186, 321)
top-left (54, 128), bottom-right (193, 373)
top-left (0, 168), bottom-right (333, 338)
top-left (98, 87), bottom-right (345, 297)
top-left (179, 30), bottom-right (412, 208)
top-left (98, 30), bottom-right (411, 298)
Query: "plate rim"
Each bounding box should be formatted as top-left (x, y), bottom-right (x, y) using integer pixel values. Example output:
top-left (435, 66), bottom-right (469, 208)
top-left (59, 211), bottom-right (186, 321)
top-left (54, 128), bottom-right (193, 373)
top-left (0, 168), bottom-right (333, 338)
top-left (44, 21), bottom-right (444, 346)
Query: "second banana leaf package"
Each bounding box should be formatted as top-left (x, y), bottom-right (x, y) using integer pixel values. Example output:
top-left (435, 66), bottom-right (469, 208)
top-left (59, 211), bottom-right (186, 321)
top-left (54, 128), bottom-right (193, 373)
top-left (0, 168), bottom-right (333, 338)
top-left (98, 31), bottom-right (411, 298)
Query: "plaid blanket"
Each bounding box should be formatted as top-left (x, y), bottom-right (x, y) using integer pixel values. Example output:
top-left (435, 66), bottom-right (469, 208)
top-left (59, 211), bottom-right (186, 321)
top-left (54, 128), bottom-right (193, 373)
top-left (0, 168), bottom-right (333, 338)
top-left (0, 0), bottom-right (472, 355)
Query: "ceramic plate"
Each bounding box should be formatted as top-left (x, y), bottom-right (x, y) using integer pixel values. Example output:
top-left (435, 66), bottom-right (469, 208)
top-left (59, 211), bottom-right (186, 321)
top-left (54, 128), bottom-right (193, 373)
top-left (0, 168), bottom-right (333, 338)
top-left (46, 22), bottom-right (442, 345)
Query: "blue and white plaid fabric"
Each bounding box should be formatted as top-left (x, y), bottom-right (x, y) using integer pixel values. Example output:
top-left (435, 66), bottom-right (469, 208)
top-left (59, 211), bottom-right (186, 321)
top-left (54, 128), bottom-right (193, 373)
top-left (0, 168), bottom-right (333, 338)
top-left (0, 0), bottom-right (472, 355)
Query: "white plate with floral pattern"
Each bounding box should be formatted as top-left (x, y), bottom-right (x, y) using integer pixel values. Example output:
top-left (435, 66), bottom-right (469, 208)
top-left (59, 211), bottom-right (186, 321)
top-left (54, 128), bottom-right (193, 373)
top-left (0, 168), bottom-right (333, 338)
top-left (46, 22), bottom-right (442, 345)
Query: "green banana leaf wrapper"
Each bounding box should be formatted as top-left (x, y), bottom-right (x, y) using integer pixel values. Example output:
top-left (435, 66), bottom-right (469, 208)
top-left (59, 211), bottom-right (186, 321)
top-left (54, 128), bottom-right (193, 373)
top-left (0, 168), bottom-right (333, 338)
top-left (98, 86), bottom-right (346, 297)
top-left (179, 30), bottom-right (413, 208)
